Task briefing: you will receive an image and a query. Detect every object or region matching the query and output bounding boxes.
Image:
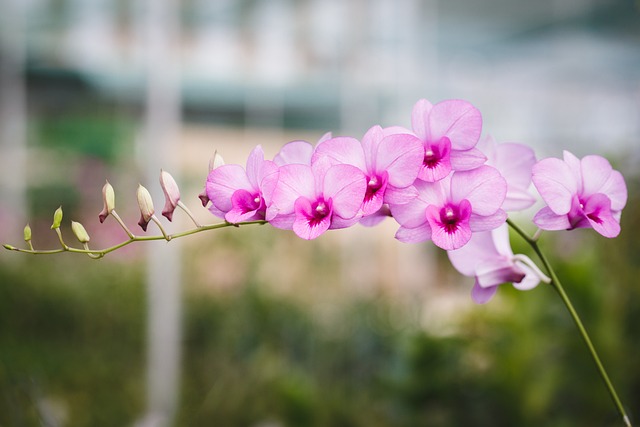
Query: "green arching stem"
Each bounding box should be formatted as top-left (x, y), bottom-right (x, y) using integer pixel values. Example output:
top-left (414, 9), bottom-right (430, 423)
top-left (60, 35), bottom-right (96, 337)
top-left (3, 220), bottom-right (268, 258)
top-left (507, 218), bottom-right (631, 427)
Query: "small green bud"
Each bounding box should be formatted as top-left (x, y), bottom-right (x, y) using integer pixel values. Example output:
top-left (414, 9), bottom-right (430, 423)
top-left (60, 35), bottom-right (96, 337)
top-left (3, 244), bottom-right (16, 250)
top-left (23, 224), bottom-right (32, 242)
top-left (51, 206), bottom-right (63, 229)
top-left (71, 221), bottom-right (91, 243)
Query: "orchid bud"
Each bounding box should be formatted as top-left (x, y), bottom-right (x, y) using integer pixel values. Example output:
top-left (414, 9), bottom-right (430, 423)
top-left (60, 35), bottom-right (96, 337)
top-left (210, 151), bottom-right (225, 171)
top-left (197, 189), bottom-right (210, 207)
top-left (99, 180), bottom-right (116, 223)
top-left (51, 206), bottom-right (63, 230)
top-left (160, 170), bottom-right (180, 221)
top-left (23, 224), bottom-right (32, 242)
top-left (136, 184), bottom-right (155, 231)
top-left (198, 151), bottom-right (224, 207)
top-left (71, 221), bottom-right (91, 243)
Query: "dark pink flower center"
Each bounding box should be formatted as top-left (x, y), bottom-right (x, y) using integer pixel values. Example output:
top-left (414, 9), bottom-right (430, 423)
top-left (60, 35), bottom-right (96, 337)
top-left (365, 175), bottom-right (383, 202)
top-left (231, 190), bottom-right (265, 216)
top-left (439, 204), bottom-right (462, 232)
top-left (423, 137), bottom-right (451, 169)
top-left (308, 198), bottom-right (331, 226)
top-left (577, 199), bottom-right (602, 224)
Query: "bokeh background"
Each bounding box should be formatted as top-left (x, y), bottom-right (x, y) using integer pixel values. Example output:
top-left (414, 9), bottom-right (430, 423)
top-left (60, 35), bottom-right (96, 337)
top-left (1, 0), bottom-right (639, 425)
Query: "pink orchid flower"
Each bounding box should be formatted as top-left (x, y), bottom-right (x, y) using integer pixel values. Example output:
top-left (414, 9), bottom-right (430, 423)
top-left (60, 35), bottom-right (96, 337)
top-left (268, 157), bottom-right (366, 240)
top-left (407, 99), bottom-right (486, 182)
top-left (312, 125), bottom-right (424, 216)
top-left (390, 166), bottom-right (507, 250)
top-left (532, 151), bottom-right (627, 238)
top-left (273, 132), bottom-right (332, 166)
top-left (476, 135), bottom-right (537, 211)
top-left (448, 224), bottom-right (544, 304)
top-left (205, 145), bottom-right (279, 223)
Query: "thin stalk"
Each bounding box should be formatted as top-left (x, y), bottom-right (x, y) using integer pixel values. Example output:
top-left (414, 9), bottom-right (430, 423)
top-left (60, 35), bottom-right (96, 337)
top-left (3, 220), bottom-right (267, 258)
top-left (507, 219), bottom-right (631, 427)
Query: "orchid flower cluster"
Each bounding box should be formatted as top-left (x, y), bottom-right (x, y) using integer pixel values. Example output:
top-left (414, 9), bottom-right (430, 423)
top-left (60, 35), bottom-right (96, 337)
top-left (203, 98), bottom-right (627, 304)
top-left (2, 98), bottom-right (632, 425)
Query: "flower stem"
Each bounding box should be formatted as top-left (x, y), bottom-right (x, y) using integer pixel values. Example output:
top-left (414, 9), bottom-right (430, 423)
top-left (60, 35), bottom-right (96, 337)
top-left (507, 219), bottom-right (631, 426)
top-left (3, 220), bottom-right (267, 258)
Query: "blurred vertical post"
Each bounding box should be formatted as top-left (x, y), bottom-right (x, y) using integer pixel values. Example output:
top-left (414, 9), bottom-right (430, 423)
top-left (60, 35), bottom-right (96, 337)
top-left (135, 0), bottom-right (182, 425)
top-left (0, 0), bottom-right (27, 244)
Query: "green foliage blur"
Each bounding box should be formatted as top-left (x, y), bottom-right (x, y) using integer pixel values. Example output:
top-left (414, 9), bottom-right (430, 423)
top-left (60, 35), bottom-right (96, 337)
top-left (1, 166), bottom-right (639, 426)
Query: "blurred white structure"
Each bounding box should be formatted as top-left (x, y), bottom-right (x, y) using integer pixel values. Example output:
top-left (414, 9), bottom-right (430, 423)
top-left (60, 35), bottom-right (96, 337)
top-left (134, 0), bottom-right (182, 426)
top-left (0, 0), bottom-right (27, 244)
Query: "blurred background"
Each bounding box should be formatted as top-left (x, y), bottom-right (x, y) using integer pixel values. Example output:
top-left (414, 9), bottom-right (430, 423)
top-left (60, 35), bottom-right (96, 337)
top-left (1, 0), bottom-right (639, 425)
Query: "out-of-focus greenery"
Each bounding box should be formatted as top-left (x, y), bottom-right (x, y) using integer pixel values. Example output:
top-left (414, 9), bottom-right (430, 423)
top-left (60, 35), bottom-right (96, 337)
top-left (2, 181), bottom-right (639, 427)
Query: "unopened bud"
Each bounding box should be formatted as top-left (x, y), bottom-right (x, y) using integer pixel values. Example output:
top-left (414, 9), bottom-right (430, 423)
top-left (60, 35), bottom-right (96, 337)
top-left (160, 170), bottom-right (181, 221)
top-left (51, 206), bottom-right (63, 229)
top-left (23, 224), bottom-right (32, 242)
top-left (99, 180), bottom-right (116, 223)
top-left (197, 188), bottom-right (210, 207)
top-left (71, 221), bottom-right (91, 243)
top-left (136, 184), bottom-right (155, 231)
top-left (210, 151), bottom-right (225, 172)
top-left (3, 244), bottom-right (16, 250)
top-left (198, 151), bottom-right (223, 207)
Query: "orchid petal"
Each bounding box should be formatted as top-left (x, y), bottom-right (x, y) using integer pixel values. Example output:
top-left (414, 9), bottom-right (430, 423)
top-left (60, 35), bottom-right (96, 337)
top-left (394, 223), bottom-right (432, 244)
top-left (426, 204), bottom-right (473, 250)
top-left (532, 157), bottom-right (577, 215)
top-left (493, 142), bottom-right (537, 189)
top-left (583, 193), bottom-right (620, 238)
top-left (268, 212), bottom-right (295, 230)
top-left (429, 99), bottom-right (482, 150)
top-left (361, 125), bottom-right (385, 170)
top-left (476, 261), bottom-right (526, 288)
top-left (259, 162), bottom-right (280, 207)
top-left (563, 150), bottom-right (583, 188)
top-left (512, 262), bottom-right (541, 291)
top-left (580, 155), bottom-right (614, 197)
top-left (245, 145), bottom-right (265, 189)
top-left (206, 164), bottom-right (252, 213)
top-left (312, 136), bottom-right (366, 171)
top-left (503, 185), bottom-right (537, 212)
top-left (362, 173), bottom-right (387, 216)
top-left (417, 156), bottom-right (452, 182)
top-left (322, 164), bottom-right (366, 219)
top-left (449, 147), bottom-right (487, 171)
top-left (274, 140), bottom-right (314, 166)
top-left (451, 166), bottom-right (506, 215)
top-left (471, 280), bottom-right (498, 304)
top-left (447, 230), bottom-right (501, 276)
top-left (376, 133), bottom-right (424, 187)
top-left (491, 223), bottom-right (514, 257)
top-left (384, 185), bottom-right (418, 205)
top-left (225, 189), bottom-right (263, 223)
top-left (469, 210), bottom-right (507, 232)
top-left (389, 192), bottom-right (429, 229)
top-left (293, 197), bottom-right (332, 240)
top-left (271, 164), bottom-right (315, 215)
top-left (329, 215), bottom-right (362, 230)
top-left (598, 170), bottom-right (627, 212)
top-left (360, 205), bottom-right (391, 227)
top-left (410, 99), bottom-right (432, 140)
top-left (533, 206), bottom-right (571, 230)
